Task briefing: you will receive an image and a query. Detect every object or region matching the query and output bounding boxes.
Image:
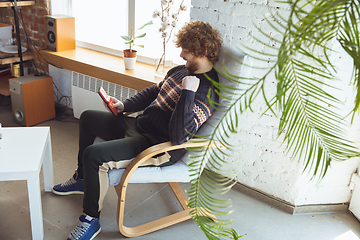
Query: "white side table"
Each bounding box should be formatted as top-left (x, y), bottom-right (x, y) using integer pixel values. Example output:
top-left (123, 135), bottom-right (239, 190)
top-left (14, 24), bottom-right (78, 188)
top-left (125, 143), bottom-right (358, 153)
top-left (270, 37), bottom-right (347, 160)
top-left (0, 127), bottom-right (53, 240)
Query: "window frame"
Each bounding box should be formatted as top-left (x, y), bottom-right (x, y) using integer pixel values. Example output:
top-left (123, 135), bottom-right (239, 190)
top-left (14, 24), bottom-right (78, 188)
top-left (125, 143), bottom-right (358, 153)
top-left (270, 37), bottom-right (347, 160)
top-left (50, 0), bottom-right (188, 66)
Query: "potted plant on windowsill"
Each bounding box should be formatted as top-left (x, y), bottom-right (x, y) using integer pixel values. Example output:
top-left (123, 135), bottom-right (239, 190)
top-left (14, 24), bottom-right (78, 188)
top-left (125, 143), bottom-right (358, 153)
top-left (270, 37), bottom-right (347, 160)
top-left (121, 21), bottom-right (153, 70)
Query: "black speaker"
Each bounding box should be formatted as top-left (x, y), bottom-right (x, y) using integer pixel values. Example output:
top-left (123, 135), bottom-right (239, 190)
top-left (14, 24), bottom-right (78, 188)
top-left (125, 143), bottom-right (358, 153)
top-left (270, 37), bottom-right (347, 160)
top-left (45, 15), bottom-right (75, 52)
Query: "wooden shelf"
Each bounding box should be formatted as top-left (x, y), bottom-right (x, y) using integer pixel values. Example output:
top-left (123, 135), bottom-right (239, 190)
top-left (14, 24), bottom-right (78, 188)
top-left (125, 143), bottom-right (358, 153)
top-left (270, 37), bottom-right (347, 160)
top-left (0, 1), bottom-right (35, 96)
top-left (0, 1), bottom-right (35, 8)
top-left (0, 51), bottom-right (34, 65)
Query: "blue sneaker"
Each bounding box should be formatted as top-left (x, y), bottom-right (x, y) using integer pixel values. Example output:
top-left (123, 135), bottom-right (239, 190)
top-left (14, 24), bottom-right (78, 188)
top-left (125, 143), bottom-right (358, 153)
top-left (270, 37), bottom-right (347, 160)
top-left (67, 214), bottom-right (101, 240)
top-left (52, 172), bottom-right (84, 195)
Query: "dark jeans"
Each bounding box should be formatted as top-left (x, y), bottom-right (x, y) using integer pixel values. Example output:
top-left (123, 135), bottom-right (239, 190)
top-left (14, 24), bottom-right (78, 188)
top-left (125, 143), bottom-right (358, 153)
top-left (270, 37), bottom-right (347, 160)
top-left (78, 110), bottom-right (161, 218)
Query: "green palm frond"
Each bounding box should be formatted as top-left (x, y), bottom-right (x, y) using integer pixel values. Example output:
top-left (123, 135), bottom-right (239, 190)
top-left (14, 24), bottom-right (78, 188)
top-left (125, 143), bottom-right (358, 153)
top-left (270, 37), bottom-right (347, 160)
top-left (239, 0), bottom-right (360, 178)
top-left (186, 56), bottom-right (264, 239)
top-left (337, 0), bottom-right (360, 117)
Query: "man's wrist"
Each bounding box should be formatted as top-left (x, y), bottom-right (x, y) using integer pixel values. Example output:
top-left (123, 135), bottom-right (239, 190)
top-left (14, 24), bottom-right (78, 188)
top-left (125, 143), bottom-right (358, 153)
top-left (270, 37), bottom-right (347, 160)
top-left (182, 86), bottom-right (196, 92)
top-left (114, 101), bottom-right (124, 113)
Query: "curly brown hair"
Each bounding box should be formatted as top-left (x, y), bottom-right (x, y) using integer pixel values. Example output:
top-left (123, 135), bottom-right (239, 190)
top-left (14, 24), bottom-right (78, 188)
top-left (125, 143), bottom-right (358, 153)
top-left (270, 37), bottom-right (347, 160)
top-left (175, 20), bottom-right (222, 64)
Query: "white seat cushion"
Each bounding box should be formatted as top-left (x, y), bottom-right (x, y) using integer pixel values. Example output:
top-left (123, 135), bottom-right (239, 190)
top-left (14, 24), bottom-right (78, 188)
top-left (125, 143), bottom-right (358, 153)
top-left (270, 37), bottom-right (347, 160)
top-left (108, 159), bottom-right (191, 186)
top-left (94, 137), bottom-right (192, 185)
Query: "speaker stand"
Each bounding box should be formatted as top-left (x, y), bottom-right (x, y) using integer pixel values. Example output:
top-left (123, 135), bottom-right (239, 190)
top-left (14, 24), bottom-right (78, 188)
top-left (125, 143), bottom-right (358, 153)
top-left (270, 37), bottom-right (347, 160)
top-left (11, 0), bottom-right (24, 76)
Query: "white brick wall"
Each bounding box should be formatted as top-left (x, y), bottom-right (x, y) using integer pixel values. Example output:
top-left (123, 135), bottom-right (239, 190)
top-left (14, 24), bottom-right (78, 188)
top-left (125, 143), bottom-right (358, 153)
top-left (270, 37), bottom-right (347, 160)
top-left (191, 0), bottom-right (360, 205)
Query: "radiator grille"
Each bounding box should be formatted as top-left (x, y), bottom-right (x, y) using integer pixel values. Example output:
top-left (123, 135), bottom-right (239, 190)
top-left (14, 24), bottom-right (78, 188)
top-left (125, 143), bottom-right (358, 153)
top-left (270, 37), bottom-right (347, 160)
top-left (71, 71), bottom-right (138, 118)
top-left (72, 71), bottom-right (137, 101)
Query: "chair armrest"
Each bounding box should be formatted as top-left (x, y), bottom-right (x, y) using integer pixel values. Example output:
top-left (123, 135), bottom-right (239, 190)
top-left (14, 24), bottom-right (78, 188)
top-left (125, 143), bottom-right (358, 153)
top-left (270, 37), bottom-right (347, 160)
top-left (132, 139), bottom-right (223, 169)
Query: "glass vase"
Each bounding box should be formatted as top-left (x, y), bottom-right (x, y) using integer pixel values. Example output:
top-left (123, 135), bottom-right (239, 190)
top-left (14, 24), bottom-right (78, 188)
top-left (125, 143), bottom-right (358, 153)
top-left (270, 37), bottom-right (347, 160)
top-left (154, 58), bottom-right (166, 78)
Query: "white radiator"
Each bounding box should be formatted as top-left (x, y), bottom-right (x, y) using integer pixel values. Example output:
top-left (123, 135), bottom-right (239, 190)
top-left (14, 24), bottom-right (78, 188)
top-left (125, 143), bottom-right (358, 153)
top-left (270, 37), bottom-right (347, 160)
top-left (71, 71), bottom-right (138, 118)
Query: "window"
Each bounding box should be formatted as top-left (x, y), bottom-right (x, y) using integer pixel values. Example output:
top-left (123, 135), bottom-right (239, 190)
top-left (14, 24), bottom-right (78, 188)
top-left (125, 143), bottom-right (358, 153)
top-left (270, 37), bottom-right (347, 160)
top-left (134, 0), bottom-right (191, 65)
top-left (72, 0), bottom-right (127, 51)
top-left (51, 0), bottom-right (191, 65)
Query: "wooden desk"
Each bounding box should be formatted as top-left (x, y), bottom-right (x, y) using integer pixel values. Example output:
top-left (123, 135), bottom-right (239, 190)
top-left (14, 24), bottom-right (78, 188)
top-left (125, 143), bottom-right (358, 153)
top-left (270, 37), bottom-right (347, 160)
top-left (0, 51), bottom-right (34, 96)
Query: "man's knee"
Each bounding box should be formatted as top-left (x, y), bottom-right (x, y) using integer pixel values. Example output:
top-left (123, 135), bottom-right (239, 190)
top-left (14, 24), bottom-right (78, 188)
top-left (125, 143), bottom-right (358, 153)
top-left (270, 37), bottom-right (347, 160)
top-left (82, 144), bottom-right (108, 168)
top-left (80, 110), bottom-right (96, 123)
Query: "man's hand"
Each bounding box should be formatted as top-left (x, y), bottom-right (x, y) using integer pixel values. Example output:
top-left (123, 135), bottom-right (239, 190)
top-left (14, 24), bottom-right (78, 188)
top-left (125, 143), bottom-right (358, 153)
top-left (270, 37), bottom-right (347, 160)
top-left (103, 96), bottom-right (124, 113)
top-left (182, 76), bottom-right (200, 92)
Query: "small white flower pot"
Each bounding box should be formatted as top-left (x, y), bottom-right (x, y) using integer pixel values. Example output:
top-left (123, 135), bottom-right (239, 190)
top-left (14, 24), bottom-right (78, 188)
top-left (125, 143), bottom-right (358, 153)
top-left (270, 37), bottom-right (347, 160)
top-left (124, 57), bottom-right (137, 70)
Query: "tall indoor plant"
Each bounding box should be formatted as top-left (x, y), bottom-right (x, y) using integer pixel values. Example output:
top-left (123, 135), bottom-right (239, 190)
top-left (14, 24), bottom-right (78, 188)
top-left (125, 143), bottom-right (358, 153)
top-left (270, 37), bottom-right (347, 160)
top-left (121, 21), bottom-right (153, 70)
top-left (187, 0), bottom-right (360, 239)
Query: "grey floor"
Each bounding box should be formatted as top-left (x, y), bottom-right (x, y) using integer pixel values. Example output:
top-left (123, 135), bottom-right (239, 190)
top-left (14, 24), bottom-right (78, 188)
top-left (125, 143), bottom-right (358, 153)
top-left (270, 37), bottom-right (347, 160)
top-left (1, 95), bottom-right (360, 240)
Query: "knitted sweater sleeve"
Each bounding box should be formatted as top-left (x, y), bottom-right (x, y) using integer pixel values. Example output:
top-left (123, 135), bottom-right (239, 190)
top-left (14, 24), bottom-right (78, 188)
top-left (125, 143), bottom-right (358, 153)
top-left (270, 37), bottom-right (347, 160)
top-left (122, 82), bottom-right (162, 112)
top-left (169, 85), bottom-right (215, 145)
top-left (122, 66), bottom-right (179, 112)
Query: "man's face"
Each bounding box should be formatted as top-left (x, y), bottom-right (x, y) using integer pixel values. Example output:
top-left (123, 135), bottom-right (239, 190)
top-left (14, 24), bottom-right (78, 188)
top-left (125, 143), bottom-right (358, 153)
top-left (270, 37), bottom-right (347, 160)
top-left (180, 48), bottom-right (199, 73)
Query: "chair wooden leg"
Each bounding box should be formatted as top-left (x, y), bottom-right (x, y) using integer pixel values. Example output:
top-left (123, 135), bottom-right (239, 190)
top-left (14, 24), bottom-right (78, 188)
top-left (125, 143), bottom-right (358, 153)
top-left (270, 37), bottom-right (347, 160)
top-left (115, 182), bottom-right (193, 237)
top-left (168, 182), bottom-right (189, 210)
top-left (168, 182), bottom-right (217, 221)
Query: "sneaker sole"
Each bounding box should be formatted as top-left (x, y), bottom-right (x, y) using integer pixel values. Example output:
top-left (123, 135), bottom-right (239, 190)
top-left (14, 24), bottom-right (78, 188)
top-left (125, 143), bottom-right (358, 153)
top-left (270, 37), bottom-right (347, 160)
top-left (52, 188), bottom-right (84, 196)
top-left (90, 227), bottom-right (101, 240)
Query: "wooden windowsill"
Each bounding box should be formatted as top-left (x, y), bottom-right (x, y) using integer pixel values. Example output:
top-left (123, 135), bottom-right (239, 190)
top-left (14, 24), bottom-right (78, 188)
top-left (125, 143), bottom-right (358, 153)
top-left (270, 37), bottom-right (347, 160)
top-left (37, 47), bottom-right (166, 91)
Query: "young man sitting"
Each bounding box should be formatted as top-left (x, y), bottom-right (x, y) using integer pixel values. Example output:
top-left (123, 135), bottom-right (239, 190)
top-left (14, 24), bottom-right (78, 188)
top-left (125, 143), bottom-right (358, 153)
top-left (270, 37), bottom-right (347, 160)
top-left (52, 20), bottom-right (223, 240)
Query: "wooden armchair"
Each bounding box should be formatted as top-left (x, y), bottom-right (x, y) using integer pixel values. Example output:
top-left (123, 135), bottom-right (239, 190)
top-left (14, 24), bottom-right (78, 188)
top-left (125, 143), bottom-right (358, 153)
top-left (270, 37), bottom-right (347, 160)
top-left (102, 44), bottom-right (253, 237)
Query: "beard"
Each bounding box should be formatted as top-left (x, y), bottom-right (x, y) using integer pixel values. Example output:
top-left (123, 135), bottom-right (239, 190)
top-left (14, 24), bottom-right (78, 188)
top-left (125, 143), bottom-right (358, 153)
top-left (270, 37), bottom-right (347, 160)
top-left (185, 59), bottom-right (199, 73)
